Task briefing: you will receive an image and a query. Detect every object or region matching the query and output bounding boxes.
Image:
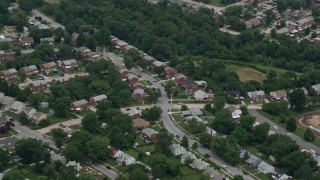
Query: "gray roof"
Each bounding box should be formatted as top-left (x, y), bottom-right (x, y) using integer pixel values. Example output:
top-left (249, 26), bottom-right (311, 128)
top-left (258, 161), bottom-right (275, 173)
top-left (189, 159), bottom-right (208, 169)
top-left (2, 68), bottom-right (17, 75)
top-left (77, 46), bottom-right (91, 52)
top-left (53, 76), bottom-right (70, 82)
top-left (185, 116), bottom-right (207, 124)
top-left (21, 49), bottom-right (35, 54)
top-left (30, 80), bottom-right (47, 86)
top-left (0, 114), bottom-right (9, 123)
top-left (181, 108), bottom-right (203, 116)
top-left (127, 73), bottom-right (138, 80)
top-left (115, 40), bottom-right (128, 46)
top-left (121, 108), bottom-right (141, 117)
top-left (91, 94), bottom-right (107, 102)
top-left (276, 27), bottom-right (289, 34)
top-left (174, 73), bottom-right (187, 79)
top-left (142, 55), bottom-right (155, 62)
top-left (247, 90), bottom-right (265, 99)
top-left (40, 37), bottom-right (54, 42)
top-left (11, 101), bottom-right (25, 111)
top-left (119, 69), bottom-right (128, 74)
top-left (296, 16), bottom-right (314, 25)
top-left (142, 128), bottom-right (158, 137)
top-left (152, 61), bottom-right (164, 67)
top-left (23, 65), bottom-right (38, 71)
top-left (71, 99), bottom-right (88, 106)
top-left (63, 59), bottom-right (77, 65)
top-left (133, 88), bottom-right (144, 95)
top-left (246, 154), bottom-right (262, 167)
top-left (0, 96), bottom-right (14, 105)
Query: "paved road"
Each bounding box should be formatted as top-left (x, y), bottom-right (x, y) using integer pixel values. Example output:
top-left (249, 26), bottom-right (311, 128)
top-left (32, 10), bottom-right (65, 29)
top-left (249, 109), bottom-right (320, 155)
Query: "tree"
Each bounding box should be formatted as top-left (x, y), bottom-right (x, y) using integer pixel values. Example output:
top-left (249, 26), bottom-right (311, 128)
top-left (17, 70), bottom-right (27, 82)
top-left (53, 97), bottom-right (70, 118)
top-left (51, 128), bottom-right (67, 148)
top-left (211, 109), bottom-right (235, 134)
top-left (86, 138), bottom-right (110, 161)
top-left (192, 142), bottom-right (198, 149)
top-left (42, 163), bottom-right (56, 177)
top-left (85, 36), bottom-right (96, 51)
top-left (155, 129), bottom-right (173, 155)
top-left (304, 128), bottom-right (315, 142)
top-left (19, 112), bottom-right (30, 125)
top-left (143, 106), bottom-right (163, 121)
top-left (238, 115), bottom-right (255, 132)
top-left (211, 136), bottom-right (240, 165)
top-left (199, 134), bottom-right (212, 147)
top-left (82, 114), bottom-right (100, 133)
top-left (54, 27), bottom-right (65, 42)
top-left (0, 148), bottom-right (10, 171)
top-left (286, 118), bottom-right (296, 132)
top-left (15, 138), bottom-right (50, 164)
top-left (240, 105), bottom-right (248, 115)
top-left (252, 123), bottom-right (270, 144)
top-left (96, 101), bottom-right (113, 120)
top-left (214, 96), bottom-right (225, 110)
top-left (58, 44), bottom-right (73, 59)
top-left (232, 127), bottom-right (251, 146)
top-left (63, 142), bottom-right (84, 162)
top-left (28, 93), bottom-right (44, 109)
top-left (281, 151), bottom-right (316, 176)
top-left (181, 105), bottom-right (188, 111)
top-left (34, 43), bottom-right (54, 61)
top-left (77, 33), bottom-right (85, 47)
top-left (233, 175), bottom-right (244, 180)
top-left (181, 136), bottom-right (189, 148)
top-left (94, 27), bottom-right (111, 47)
top-left (288, 89), bottom-right (306, 110)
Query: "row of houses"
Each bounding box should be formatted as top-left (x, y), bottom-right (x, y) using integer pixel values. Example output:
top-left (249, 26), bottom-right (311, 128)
top-left (69, 94), bottom-right (108, 111)
top-left (119, 69), bottom-right (147, 102)
top-left (276, 16), bottom-right (315, 36)
top-left (75, 46), bottom-right (103, 61)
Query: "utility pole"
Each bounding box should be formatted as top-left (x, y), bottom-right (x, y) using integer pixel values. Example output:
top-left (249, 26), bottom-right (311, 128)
top-left (171, 94), bottom-right (173, 105)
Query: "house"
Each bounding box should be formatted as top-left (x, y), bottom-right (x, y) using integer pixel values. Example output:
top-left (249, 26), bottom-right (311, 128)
top-left (142, 54), bottom-right (156, 64)
top-left (123, 44), bottom-right (137, 52)
top-left (20, 49), bottom-right (35, 57)
top-left (111, 148), bottom-right (123, 158)
top-left (66, 161), bottom-right (82, 172)
top-left (21, 65), bottom-right (38, 75)
top-left (40, 62), bottom-right (57, 74)
top-left (189, 159), bottom-right (209, 170)
top-left (181, 108), bottom-right (203, 117)
top-left (151, 61), bottom-right (166, 69)
top-left (170, 144), bottom-right (186, 156)
top-left (246, 154), bottom-right (262, 168)
top-left (86, 51), bottom-right (103, 61)
top-left (296, 16), bottom-right (314, 29)
top-left (226, 106), bottom-right (242, 120)
top-left (117, 152), bottom-right (136, 165)
top-left (59, 59), bottom-right (78, 69)
top-left (0, 96), bottom-right (15, 109)
top-left (142, 128), bottom-right (158, 141)
top-left (58, 124), bottom-right (71, 134)
top-left (164, 67), bottom-right (177, 78)
top-left (185, 116), bottom-right (207, 124)
top-left (0, 114), bottom-right (9, 127)
top-left (132, 118), bottom-right (150, 130)
top-left (181, 151), bottom-right (196, 164)
top-left (132, 82), bottom-right (144, 89)
top-left (277, 174), bottom-right (291, 180)
top-left (182, 80), bottom-right (197, 93)
top-left (51, 76), bottom-right (70, 84)
top-left (194, 81), bottom-right (207, 88)
top-left (40, 37), bottom-right (55, 43)
top-left (121, 108), bottom-right (142, 119)
top-left (29, 80), bottom-right (48, 92)
top-left (70, 99), bottom-right (89, 111)
top-left (312, 84), bottom-right (320, 95)
top-left (127, 73), bottom-right (139, 84)
top-left (247, 90), bottom-right (265, 102)
top-left (89, 94), bottom-right (108, 107)
top-left (32, 112), bottom-right (47, 124)
top-left (257, 161), bottom-right (275, 174)
top-left (4, 26), bottom-right (17, 31)
top-left (187, 2), bottom-right (205, 13)
top-left (76, 46), bottom-right (91, 57)
top-left (19, 37), bottom-right (34, 46)
top-left (10, 101), bottom-right (26, 114)
top-left (245, 17), bottom-right (263, 29)
top-left (270, 90), bottom-right (287, 100)
top-left (226, 90), bottom-right (241, 99)
top-left (38, 24), bottom-right (50, 30)
top-left (132, 88), bottom-right (145, 101)
top-left (119, 69), bottom-right (129, 79)
top-left (24, 106), bottom-right (36, 119)
top-left (203, 167), bottom-right (223, 180)
top-left (206, 127), bottom-right (217, 136)
top-left (193, 89), bottom-right (214, 101)
top-left (0, 68), bottom-right (17, 80)
top-left (174, 73), bottom-right (187, 85)
top-left (0, 50), bottom-right (14, 61)
top-left (113, 39), bottom-right (128, 51)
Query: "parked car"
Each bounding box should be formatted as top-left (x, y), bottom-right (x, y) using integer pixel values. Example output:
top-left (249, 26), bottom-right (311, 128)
top-left (204, 154), bottom-right (210, 158)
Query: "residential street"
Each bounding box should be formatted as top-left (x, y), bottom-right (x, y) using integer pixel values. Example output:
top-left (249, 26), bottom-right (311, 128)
top-left (32, 9), bottom-right (65, 29)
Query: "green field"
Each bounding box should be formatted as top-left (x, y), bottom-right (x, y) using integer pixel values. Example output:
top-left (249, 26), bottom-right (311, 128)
top-left (226, 65), bottom-right (266, 83)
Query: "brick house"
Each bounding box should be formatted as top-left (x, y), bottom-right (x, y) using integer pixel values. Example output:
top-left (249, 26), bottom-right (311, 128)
top-left (29, 80), bottom-right (48, 92)
top-left (132, 82), bottom-right (144, 89)
top-left (0, 68), bottom-right (17, 80)
top-left (76, 46), bottom-right (91, 57)
top-left (182, 80), bottom-right (197, 93)
top-left (174, 73), bottom-right (188, 86)
top-left (164, 66), bottom-right (177, 79)
top-left (132, 118), bottom-right (150, 130)
top-left (20, 49), bottom-right (35, 57)
top-left (59, 59), bottom-right (78, 69)
top-left (127, 73), bottom-right (139, 84)
top-left (40, 62), bottom-right (57, 74)
top-left (0, 50), bottom-right (14, 61)
top-left (86, 51), bottom-right (103, 61)
top-left (19, 37), bottom-right (34, 46)
top-left (132, 88), bottom-right (145, 101)
top-left (4, 26), bottom-right (17, 31)
top-left (151, 61), bottom-right (166, 69)
top-left (70, 99), bottom-right (89, 111)
top-left (270, 90), bottom-right (287, 100)
top-left (142, 54), bottom-right (156, 65)
top-left (89, 94), bottom-right (108, 107)
top-left (119, 69), bottom-right (129, 79)
top-left (142, 128), bottom-right (158, 141)
top-left (113, 39), bottom-right (128, 51)
top-left (21, 65), bottom-right (38, 75)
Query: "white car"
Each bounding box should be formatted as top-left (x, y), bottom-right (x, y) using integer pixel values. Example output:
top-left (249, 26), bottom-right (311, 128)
top-left (223, 165), bottom-right (227, 169)
top-left (273, 125), bottom-right (278, 130)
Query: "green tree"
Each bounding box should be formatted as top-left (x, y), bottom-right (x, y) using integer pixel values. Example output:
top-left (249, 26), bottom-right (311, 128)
top-left (28, 93), bottom-right (44, 108)
top-left (94, 27), bottom-right (111, 47)
top-left (15, 138), bottom-right (50, 164)
top-left (232, 127), bottom-right (251, 146)
top-left (86, 137), bottom-right (110, 161)
top-left (51, 128), bottom-right (67, 148)
top-left (58, 44), bottom-right (73, 59)
top-left (304, 128), bottom-right (315, 142)
top-left (17, 70), bottom-right (27, 82)
top-left (77, 33), bottom-right (85, 47)
top-left (181, 105), bottom-right (188, 111)
top-left (199, 134), bottom-right (212, 147)
top-left (82, 114), bottom-right (100, 133)
top-left (63, 142), bottom-right (84, 162)
top-left (252, 123), bottom-right (270, 144)
top-left (43, 163), bottom-right (56, 177)
top-left (286, 118), bottom-right (297, 132)
top-left (181, 136), bottom-right (189, 148)
top-left (19, 112), bottom-right (30, 125)
top-left (211, 109), bottom-right (235, 134)
top-left (288, 89), bottom-right (306, 110)
top-left (0, 148), bottom-right (10, 171)
top-left (53, 97), bottom-right (70, 118)
top-left (192, 142), bottom-right (198, 149)
top-left (214, 96), bottom-right (225, 110)
top-left (155, 129), bottom-right (173, 155)
top-left (143, 106), bottom-right (163, 121)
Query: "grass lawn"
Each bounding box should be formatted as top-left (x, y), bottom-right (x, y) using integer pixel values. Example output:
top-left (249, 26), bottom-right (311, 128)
top-left (137, 144), bottom-right (156, 153)
top-left (124, 149), bottom-right (139, 158)
top-left (106, 159), bottom-right (119, 167)
top-left (201, 109), bottom-right (214, 117)
top-left (255, 172), bottom-right (272, 180)
top-left (151, 124), bottom-right (162, 132)
top-left (4, 166), bottom-right (48, 180)
top-left (172, 114), bottom-right (184, 122)
top-left (170, 100), bottom-right (207, 104)
top-left (246, 146), bottom-right (259, 154)
top-left (30, 113), bottom-right (77, 130)
top-left (76, 110), bottom-right (94, 117)
top-left (69, 124), bottom-right (82, 131)
top-left (0, 129), bottom-right (19, 138)
top-left (47, 71), bottom-right (62, 77)
top-left (226, 65), bottom-right (266, 83)
top-left (170, 108), bottom-right (180, 113)
top-left (173, 93), bottom-right (190, 99)
top-left (115, 165), bottom-right (126, 172)
top-left (180, 166), bottom-right (203, 179)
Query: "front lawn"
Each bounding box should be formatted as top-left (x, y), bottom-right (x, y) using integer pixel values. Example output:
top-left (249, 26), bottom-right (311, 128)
top-left (137, 144), bottom-right (155, 153)
top-left (76, 110), bottom-right (94, 117)
top-left (172, 114), bottom-right (184, 122)
top-left (0, 129), bottom-right (19, 138)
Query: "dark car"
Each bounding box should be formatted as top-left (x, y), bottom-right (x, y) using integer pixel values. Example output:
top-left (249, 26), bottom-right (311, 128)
top-left (204, 154), bottom-right (210, 158)
top-left (106, 165), bottom-right (111, 169)
top-left (175, 135), bottom-right (180, 138)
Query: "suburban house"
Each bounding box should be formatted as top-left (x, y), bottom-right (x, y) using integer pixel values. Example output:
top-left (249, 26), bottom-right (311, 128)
top-left (0, 50), bottom-right (14, 61)
top-left (4, 25), bottom-right (17, 31)
top-left (119, 69), bottom-right (129, 79)
top-left (185, 116), bottom-right (207, 124)
top-left (181, 108), bottom-right (203, 117)
top-left (257, 161), bottom-right (275, 174)
top-left (164, 67), bottom-right (177, 78)
top-left (194, 81), bottom-right (207, 88)
top-left (132, 118), bottom-right (150, 130)
top-left (246, 154), bottom-right (262, 168)
top-left (0, 114), bottom-right (9, 127)
top-left (10, 101), bottom-right (26, 114)
top-left (270, 90), bottom-right (287, 100)
top-left (296, 16), bottom-right (314, 29)
top-left (203, 167), bottom-right (224, 180)
top-left (226, 106), bottom-right (242, 120)
top-left (174, 73), bottom-right (188, 85)
top-left (116, 152), bottom-right (136, 165)
top-left (142, 128), bottom-right (158, 141)
top-left (121, 108), bottom-right (142, 119)
top-left (19, 36), bottom-right (34, 46)
top-left (89, 94), bottom-right (108, 107)
top-left (21, 65), bottom-right (38, 75)
top-left (70, 99), bottom-right (89, 111)
top-left (312, 84), bottom-right (320, 95)
top-left (29, 80), bottom-right (48, 92)
top-left (127, 73), bottom-right (139, 84)
top-left (123, 44), bottom-right (137, 52)
top-left (59, 59), bottom-right (78, 70)
top-left (193, 89), bottom-right (214, 101)
top-left (181, 151), bottom-right (196, 164)
top-left (76, 46), bottom-right (91, 56)
top-left (170, 144), bottom-right (186, 156)
top-left (58, 124), bottom-right (72, 134)
top-left (245, 17), bottom-right (263, 29)
top-left (51, 76), bottom-right (70, 84)
top-left (226, 90), bottom-right (241, 100)
top-left (151, 61), bottom-right (166, 69)
top-left (132, 82), bottom-right (144, 89)
top-left (40, 37), bottom-right (54, 43)
top-left (142, 54), bottom-right (156, 64)
top-left (24, 106), bottom-right (36, 119)
top-left (206, 127), bottom-right (217, 136)
top-left (182, 80), bottom-right (197, 93)
top-left (0, 96), bottom-right (15, 109)
top-left (132, 88), bottom-right (145, 101)
top-left (40, 62), bottom-right (57, 74)
top-left (113, 39), bottom-right (128, 52)
top-left (0, 68), bottom-right (17, 80)
top-left (66, 161), bottom-right (82, 172)
top-left (247, 90), bottom-right (265, 102)
top-left (32, 112), bottom-right (47, 124)
top-left (188, 159), bottom-right (209, 170)
top-left (86, 51), bottom-right (103, 61)
top-left (20, 49), bottom-right (35, 57)
top-left (111, 148), bottom-right (123, 159)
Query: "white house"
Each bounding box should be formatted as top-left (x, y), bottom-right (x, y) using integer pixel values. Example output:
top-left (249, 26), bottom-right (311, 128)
top-left (312, 84), bottom-right (320, 95)
top-left (10, 101), bottom-right (26, 114)
top-left (24, 106), bottom-right (36, 119)
top-left (117, 152), bottom-right (136, 165)
top-left (66, 161), bottom-right (82, 172)
top-left (257, 161), bottom-right (275, 174)
top-left (188, 159), bottom-right (209, 170)
top-left (181, 151), bottom-right (196, 164)
top-left (226, 106), bottom-right (242, 120)
top-left (181, 108), bottom-right (203, 117)
top-left (193, 89), bottom-right (214, 101)
top-left (111, 148), bottom-right (123, 159)
top-left (206, 127), bottom-right (217, 136)
top-left (170, 144), bottom-right (186, 156)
